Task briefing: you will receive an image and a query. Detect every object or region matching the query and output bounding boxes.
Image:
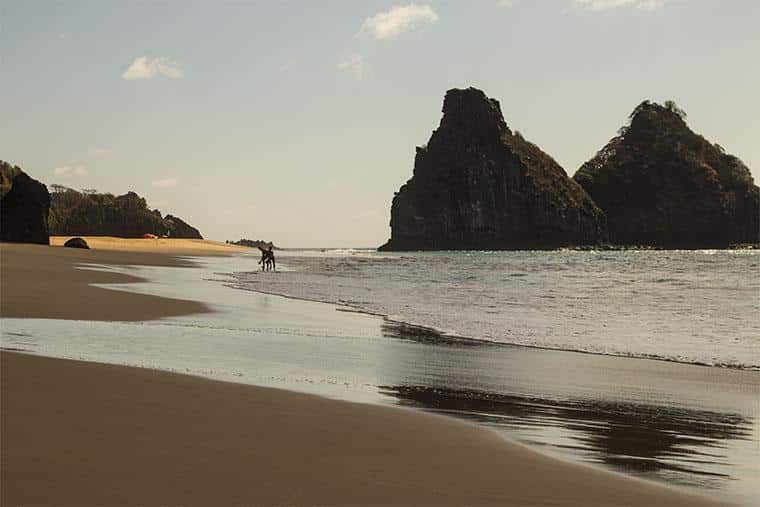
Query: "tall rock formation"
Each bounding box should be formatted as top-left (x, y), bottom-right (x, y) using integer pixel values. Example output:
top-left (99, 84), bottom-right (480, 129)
top-left (379, 88), bottom-right (605, 251)
top-left (1, 161), bottom-right (50, 245)
top-left (574, 101), bottom-right (759, 247)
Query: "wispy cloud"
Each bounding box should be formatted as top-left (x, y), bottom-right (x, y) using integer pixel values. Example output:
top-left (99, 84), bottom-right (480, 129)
top-left (53, 166), bottom-right (87, 178)
top-left (88, 146), bottom-right (110, 155)
top-left (151, 177), bottom-right (180, 188)
top-left (497, 0), bottom-right (518, 7)
top-left (359, 4), bottom-right (439, 40)
top-left (337, 53), bottom-right (365, 80)
top-left (574, 0), bottom-right (666, 10)
top-left (122, 56), bottom-right (182, 80)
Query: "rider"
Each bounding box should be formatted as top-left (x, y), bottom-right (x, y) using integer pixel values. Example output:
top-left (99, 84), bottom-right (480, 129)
top-left (258, 245), bottom-right (276, 271)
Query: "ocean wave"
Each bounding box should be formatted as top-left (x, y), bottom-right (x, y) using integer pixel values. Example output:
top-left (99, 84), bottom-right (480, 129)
top-left (225, 249), bottom-right (760, 371)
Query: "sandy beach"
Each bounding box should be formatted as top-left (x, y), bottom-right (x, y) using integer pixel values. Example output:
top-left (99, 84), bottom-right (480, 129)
top-left (0, 238), bottom-right (244, 321)
top-left (0, 240), bottom-right (726, 505)
top-left (48, 235), bottom-right (249, 255)
top-left (1, 351), bottom-right (720, 506)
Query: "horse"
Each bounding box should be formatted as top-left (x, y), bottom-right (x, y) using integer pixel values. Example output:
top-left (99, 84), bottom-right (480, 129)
top-left (258, 246), bottom-right (276, 271)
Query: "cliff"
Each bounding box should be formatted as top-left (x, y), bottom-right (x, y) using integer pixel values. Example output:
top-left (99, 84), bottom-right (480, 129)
top-left (49, 187), bottom-right (203, 239)
top-left (1, 161), bottom-right (51, 244)
top-left (379, 88), bottom-right (606, 251)
top-left (574, 101), bottom-right (759, 247)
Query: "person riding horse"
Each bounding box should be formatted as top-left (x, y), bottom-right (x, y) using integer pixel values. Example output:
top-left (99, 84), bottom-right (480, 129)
top-left (258, 245), bottom-right (276, 271)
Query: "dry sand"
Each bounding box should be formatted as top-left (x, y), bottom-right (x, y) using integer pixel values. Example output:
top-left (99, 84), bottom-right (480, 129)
top-left (49, 235), bottom-right (249, 255)
top-left (0, 240), bottom-right (723, 505)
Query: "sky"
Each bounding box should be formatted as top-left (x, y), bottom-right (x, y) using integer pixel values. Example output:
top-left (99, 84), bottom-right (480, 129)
top-left (2, 0), bottom-right (759, 247)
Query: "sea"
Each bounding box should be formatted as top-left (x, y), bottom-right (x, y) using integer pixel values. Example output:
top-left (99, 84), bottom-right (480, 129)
top-left (231, 248), bottom-right (760, 370)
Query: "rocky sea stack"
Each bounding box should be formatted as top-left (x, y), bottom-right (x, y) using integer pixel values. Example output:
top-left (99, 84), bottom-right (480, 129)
top-left (379, 88), bottom-right (605, 251)
top-left (1, 161), bottom-right (50, 245)
top-left (574, 101), bottom-right (759, 248)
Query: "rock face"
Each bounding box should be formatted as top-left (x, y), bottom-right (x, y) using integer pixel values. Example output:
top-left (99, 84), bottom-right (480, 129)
top-left (379, 88), bottom-right (606, 251)
top-left (574, 101), bottom-right (759, 248)
top-left (0, 161), bottom-right (50, 245)
top-left (63, 237), bottom-right (89, 249)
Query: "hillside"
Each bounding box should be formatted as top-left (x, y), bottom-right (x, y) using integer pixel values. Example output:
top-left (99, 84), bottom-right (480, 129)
top-left (48, 186), bottom-right (203, 239)
top-left (574, 101), bottom-right (759, 247)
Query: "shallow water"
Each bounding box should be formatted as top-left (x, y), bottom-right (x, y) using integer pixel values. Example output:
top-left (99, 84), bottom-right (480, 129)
top-left (1, 252), bottom-right (758, 504)
top-left (231, 249), bottom-right (760, 369)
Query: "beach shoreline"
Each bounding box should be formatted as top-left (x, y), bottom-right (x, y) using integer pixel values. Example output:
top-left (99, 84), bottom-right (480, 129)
top-left (0, 240), bottom-right (734, 505)
top-left (0, 238), bottom-right (246, 321)
top-left (0, 351), bottom-right (722, 506)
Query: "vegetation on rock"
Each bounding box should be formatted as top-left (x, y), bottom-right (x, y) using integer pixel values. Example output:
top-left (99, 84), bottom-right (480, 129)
top-left (48, 186), bottom-right (203, 239)
top-left (227, 238), bottom-right (277, 249)
top-left (574, 101), bottom-right (759, 247)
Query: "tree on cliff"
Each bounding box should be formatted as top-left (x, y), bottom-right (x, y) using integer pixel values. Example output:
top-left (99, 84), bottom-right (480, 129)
top-left (48, 186), bottom-right (203, 239)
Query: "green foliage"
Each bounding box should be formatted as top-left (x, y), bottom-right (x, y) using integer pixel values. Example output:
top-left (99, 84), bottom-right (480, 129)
top-left (574, 99), bottom-right (758, 246)
top-left (230, 238), bottom-right (276, 249)
top-left (48, 187), bottom-right (202, 238)
top-left (1, 161), bottom-right (22, 199)
top-left (664, 100), bottom-right (687, 119)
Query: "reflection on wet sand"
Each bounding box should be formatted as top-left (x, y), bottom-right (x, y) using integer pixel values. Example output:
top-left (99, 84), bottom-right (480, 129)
top-left (379, 385), bottom-right (753, 492)
top-left (377, 319), bottom-right (758, 503)
top-left (379, 320), bottom-right (489, 346)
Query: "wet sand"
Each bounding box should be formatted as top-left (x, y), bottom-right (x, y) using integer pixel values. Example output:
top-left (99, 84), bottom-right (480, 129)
top-left (0, 240), bottom-right (243, 321)
top-left (0, 351), bottom-right (721, 506)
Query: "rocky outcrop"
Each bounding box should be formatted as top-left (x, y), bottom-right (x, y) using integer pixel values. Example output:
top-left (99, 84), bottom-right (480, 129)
top-left (574, 101), bottom-right (759, 248)
top-left (63, 237), bottom-right (89, 249)
top-left (164, 215), bottom-right (203, 239)
top-left (1, 161), bottom-right (50, 245)
top-left (379, 88), bottom-right (606, 251)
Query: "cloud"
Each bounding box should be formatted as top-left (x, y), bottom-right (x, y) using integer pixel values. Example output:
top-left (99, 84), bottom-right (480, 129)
top-left (359, 3), bottom-right (439, 40)
top-left (53, 166), bottom-right (87, 177)
top-left (574, 0), bottom-right (666, 10)
top-left (88, 146), bottom-right (110, 155)
top-left (497, 0), bottom-right (517, 7)
top-left (151, 177), bottom-right (180, 188)
top-left (337, 53), bottom-right (365, 80)
top-left (122, 56), bottom-right (182, 80)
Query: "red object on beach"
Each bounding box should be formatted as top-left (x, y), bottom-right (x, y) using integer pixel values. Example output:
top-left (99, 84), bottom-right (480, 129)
top-left (142, 233), bottom-right (158, 239)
